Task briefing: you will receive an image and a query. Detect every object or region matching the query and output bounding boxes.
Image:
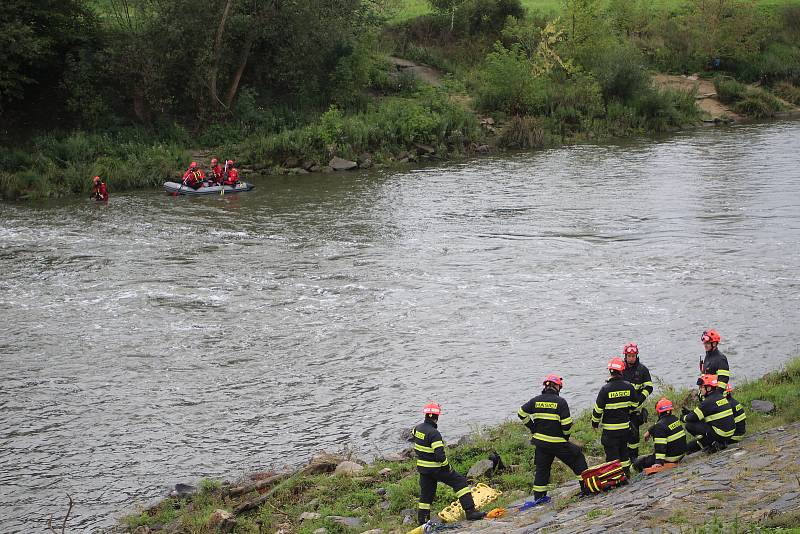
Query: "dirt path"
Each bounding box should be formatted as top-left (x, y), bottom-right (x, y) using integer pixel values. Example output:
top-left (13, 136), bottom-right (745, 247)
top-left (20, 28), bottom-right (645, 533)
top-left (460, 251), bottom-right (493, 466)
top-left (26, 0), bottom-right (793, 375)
top-left (452, 422), bottom-right (800, 533)
top-left (388, 56), bottom-right (443, 86)
top-left (652, 74), bottom-right (742, 122)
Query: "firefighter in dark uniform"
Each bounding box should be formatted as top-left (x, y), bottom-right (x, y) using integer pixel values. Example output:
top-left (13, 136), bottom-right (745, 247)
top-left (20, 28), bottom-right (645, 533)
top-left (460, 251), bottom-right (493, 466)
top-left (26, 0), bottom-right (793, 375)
top-left (700, 329), bottom-right (730, 391)
top-left (518, 374), bottom-right (588, 501)
top-left (725, 382), bottom-right (747, 443)
top-left (682, 374), bottom-right (736, 453)
top-left (413, 402), bottom-right (486, 525)
top-left (633, 397), bottom-right (687, 471)
top-left (592, 357), bottom-right (637, 473)
top-left (621, 342), bottom-right (654, 460)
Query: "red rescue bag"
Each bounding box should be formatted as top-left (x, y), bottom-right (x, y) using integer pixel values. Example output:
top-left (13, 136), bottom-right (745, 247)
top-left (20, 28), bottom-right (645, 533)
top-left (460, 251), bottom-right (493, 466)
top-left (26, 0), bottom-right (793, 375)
top-left (580, 460), bottom-right (627, 493)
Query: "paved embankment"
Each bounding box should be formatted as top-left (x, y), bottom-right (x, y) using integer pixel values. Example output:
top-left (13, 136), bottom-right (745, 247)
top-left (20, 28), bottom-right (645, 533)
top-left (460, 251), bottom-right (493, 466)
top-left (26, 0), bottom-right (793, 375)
top-left (456, 423), bottom-right (800, 533)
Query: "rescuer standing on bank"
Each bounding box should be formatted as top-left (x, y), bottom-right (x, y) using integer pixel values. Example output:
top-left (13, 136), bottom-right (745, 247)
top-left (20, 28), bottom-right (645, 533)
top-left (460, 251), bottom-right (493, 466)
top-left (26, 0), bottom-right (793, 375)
top-left (413, 403), bottom-right (486, 525)
top-left (518, 374), bottom-right (589, 502)
top-left (700, 329), bottom-right (730, 391)
top-left (592, 358), bottom-right (637, 473)
top-left (621, 342), bottom-right (654, 460)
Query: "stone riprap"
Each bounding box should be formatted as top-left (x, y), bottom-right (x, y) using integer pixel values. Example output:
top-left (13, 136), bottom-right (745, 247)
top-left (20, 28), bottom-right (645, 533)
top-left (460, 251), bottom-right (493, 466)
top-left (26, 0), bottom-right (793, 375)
top-left (451, 423), bottom-right (800, 533)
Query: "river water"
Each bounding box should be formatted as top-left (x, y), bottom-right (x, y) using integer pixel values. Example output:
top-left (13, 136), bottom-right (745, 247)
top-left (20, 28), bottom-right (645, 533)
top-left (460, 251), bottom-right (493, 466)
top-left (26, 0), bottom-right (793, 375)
top-left (1, 120), bottom-right (800, 531)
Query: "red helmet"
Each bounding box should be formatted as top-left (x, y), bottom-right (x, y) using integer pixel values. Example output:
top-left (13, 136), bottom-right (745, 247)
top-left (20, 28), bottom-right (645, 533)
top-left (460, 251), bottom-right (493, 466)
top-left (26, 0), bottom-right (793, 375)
top-left (697, 374), bottom-right (718, 388)
top-left (423, 402), bottom-right (442, 416)
top-left (543, 374), bottom-right (563, 388)
top-left (608, 357), bottom-right (625, 372)
top-left (211, 158), bottom-right (218, 165)
top-left (189, 161), bottom-right (197, 168)
top-left (623, 342), bottom-right (639, 357)
top-left (226, 159), bottom-right (234, 165)
top-left (701, 329), bottom-right (721, 343)
top-left (655, 398), bottom-right (674, 414)
top-left (93, 175), bottom-right (101, 183)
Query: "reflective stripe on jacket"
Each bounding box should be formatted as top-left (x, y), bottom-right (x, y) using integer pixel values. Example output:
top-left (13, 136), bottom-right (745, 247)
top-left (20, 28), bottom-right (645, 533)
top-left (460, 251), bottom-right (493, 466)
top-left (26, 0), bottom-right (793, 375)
top-left (650, 413), bottom-right (687, 462)
top-left (702, 348), bottom-right (731, 386)
top-left (622, 360), bottom-right (654, 408)
top-left (592, 376), bottom-right (637, 432)
top-left (413, 420), bottom-right (450, 472)
top-left (728, 394), bottom-right (746, 441)
top-left (518, 391), bottom-right (573, 444)
top-left (682, 391), bottom-right (736, 438)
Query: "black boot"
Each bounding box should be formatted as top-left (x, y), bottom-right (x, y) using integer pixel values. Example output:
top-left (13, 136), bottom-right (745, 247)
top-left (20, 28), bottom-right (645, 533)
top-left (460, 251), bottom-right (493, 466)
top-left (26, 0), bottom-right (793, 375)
top-left (465, 508), bottom-right (486, 521)
top-left (417, 509), bottom-right (430, 525)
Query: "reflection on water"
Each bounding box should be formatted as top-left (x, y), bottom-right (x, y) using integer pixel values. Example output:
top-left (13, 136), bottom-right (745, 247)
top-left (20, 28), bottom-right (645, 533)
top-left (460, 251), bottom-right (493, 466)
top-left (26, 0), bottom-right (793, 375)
top-left (1, 121), bottom-right (800, 531)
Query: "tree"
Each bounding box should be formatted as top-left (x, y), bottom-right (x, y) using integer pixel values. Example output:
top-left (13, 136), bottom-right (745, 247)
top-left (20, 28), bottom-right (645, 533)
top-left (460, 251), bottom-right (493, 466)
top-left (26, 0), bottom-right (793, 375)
top-left (428, 0), bottom-right (468, 32)
top-left (0, 0), bottom-right (98, 116)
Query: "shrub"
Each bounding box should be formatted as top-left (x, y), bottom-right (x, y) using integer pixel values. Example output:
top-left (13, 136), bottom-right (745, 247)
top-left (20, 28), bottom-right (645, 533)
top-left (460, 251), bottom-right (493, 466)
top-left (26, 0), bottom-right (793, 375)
top-left (774, 81), bottom-right (800, 106)
top-left (498, 115), bottom-right (547, 149)
top-left (584, 42), bottom-right (650, 103)
top-left (713, 76), bottom-right (747, 104)
top-left (732, 90), bottom-right (783, 118)
top-left (753, 43), bottom-right (800, 85)
top-left (475, 43), bottom-right (547, 115)
top-left (463, 0), bottom-right (525, 36)
top-left (733, 96), bottom-right (774, 117)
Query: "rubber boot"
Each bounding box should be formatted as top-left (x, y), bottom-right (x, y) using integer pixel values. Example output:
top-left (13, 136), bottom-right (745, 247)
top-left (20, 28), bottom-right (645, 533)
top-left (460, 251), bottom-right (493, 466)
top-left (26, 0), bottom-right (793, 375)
top-left (417, 509), bottom-right (430, 526)
top-left (465, 508), bottom-right (487, 521)
top-left (459, 493), bottom-right (486, 521)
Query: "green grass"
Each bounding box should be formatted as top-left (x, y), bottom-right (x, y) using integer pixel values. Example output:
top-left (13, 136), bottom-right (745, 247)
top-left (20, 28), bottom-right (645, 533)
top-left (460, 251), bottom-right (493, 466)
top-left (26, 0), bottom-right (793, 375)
top-left (120, 357), bottom-right (800, 533)
top-left (389, 0), bottom-right (798, 22)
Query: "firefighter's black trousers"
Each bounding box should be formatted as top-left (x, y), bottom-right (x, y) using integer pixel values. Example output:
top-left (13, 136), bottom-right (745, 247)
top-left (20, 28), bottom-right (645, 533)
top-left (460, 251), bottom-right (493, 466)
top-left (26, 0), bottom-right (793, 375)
top-left (601, 429), bottom-right (631, 469)
top-left (533, 441), bottom-right (588, 498)
top-left (418, 467), bottom-right (475, 524)
top-left (685, 421), bottom-right (733, 453)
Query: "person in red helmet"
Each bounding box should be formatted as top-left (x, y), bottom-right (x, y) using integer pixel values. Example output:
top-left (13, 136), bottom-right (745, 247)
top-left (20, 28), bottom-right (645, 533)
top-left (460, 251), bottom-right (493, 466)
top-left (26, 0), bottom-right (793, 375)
top-left (90, 176), bottom-right (109, 201)
top-left (632, 398), bottom-right (687, 472)
top-left (182, 161), bottom-right (206, 190)
top-left (209, 158), bottom-right (223, 185)
top-left (724, 383), bottom-right (746, 443)
top-left (413, 402), bottom-right (486, 525)
top-left (621, 342), bottom-right (654, 460)
top-left (700, 329), bottom-right (730, 391)
top-left (682, 374), bottom-right (736, 453)
top-left (222, 160), bottom-right (239, 187)
top-left (592, 357), bottom-right (637, 474)
top-left (518, 374), bottom-right (589, 502)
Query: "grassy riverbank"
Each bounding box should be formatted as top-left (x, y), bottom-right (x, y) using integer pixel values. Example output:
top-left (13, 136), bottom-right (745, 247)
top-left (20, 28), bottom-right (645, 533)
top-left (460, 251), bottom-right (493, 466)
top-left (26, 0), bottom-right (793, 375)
top-left (121, 357), bottom-right (800, 533)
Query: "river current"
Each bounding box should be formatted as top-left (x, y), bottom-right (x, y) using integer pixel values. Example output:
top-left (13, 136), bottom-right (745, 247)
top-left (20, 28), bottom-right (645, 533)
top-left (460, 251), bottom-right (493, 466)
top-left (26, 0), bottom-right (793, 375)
top-left (1, 120), bottom-right (799, 531)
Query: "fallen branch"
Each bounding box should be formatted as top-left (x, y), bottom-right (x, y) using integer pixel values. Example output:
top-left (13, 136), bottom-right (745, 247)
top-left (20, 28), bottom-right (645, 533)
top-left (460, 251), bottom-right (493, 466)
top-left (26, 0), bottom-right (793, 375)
top-left (233, 484), bottom-right (283, 515)
top-left (47, 493), bottom-right (74, 534)
top-left (228, 473), bottom-right (289, 497)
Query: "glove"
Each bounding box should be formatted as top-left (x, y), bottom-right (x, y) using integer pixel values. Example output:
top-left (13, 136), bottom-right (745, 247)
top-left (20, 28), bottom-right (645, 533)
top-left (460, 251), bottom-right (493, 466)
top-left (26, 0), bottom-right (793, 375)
top-left (591, 422), bottom-right (599, 429)
top-left (681, 406), bottom-right (690, 416)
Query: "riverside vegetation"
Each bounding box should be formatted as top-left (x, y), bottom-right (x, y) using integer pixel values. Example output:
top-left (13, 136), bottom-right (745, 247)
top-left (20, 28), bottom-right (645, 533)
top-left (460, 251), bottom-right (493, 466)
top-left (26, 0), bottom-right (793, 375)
top-left (2, 0), bottom-right (800, 200)
top-left (118, 357), bottom-right (800, 533)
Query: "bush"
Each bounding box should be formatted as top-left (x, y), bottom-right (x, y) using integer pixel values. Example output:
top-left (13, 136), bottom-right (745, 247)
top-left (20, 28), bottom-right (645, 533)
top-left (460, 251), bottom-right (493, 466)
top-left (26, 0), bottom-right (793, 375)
top-left (463, 0), bottom-right (525, 36)
top-left (475, 43), bottom-right (547, 115)
top-left (713, 76), bottom-right (747, 104)
top-left (584, 42), bottom-right (650, 103)
top-left (774, 81), bottom-right (800, 106)
top-left (753, 43), bottom-right (800, 85)
top-left (730, 89), bottom-right (783, 118)
top-left (498, 115), bottom-right (547, 149)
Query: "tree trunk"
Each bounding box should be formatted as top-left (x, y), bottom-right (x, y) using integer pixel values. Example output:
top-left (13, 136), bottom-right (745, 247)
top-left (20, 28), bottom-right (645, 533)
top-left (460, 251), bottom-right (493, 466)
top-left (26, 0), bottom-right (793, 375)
top-left (223, 30), bottom-right (256, 109)
top-left (210, 0), bottom-right (235, 112)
